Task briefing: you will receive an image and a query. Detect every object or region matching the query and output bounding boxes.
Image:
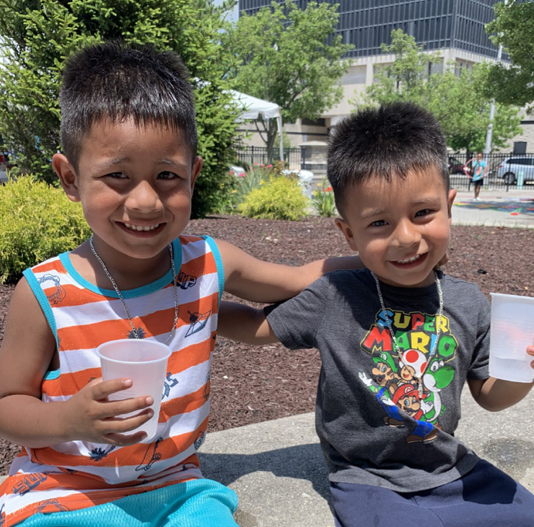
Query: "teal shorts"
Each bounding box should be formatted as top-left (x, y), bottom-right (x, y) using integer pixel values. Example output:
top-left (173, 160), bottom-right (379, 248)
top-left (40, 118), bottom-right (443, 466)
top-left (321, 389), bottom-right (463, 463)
top-left (17, 478), bottom-right (238, 527)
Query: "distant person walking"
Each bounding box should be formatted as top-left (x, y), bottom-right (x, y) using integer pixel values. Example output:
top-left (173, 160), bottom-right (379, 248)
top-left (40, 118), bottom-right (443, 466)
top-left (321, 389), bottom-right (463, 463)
top-left (464, 153), bottom-right (487, 201)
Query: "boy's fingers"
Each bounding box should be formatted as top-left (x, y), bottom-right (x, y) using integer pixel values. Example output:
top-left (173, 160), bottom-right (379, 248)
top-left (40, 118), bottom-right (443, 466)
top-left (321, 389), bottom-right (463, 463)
top-left (91, 378), bottom-right (133, 400)
top-left (527, 345), bottom-right (534, 356)
top-left (101, 410), bottom-right (154, 438)
top-left (100, 396), bottom-right (154, 419)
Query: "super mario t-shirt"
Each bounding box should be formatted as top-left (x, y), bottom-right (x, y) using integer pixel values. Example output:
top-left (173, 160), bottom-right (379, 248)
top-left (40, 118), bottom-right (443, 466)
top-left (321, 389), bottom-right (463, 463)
top-left (265, 269), bottom-right (490, 492)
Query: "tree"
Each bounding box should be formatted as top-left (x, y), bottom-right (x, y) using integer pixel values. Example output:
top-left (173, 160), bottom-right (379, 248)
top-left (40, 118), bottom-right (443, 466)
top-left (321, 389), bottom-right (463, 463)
top-left (424, 67), bottom-right (522, 152)
top-left (0, 0), bottom-right (240, 217)
top-left (224, 0), bottom-right (352, 160)
top-left (484, 0), bottom-right (534, 111)
top-left (363, 29), bottom-right (438, 105)
top-left (360, 29), bottom-right (522, 153)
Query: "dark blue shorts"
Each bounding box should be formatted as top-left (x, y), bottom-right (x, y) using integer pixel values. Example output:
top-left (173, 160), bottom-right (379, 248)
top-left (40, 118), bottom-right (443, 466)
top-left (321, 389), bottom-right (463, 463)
top-left (330, 460), bottom-right (534, 527)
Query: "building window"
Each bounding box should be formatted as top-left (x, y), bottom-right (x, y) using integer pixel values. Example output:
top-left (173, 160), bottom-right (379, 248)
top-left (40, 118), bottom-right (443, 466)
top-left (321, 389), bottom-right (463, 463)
top-left (302, 118), bottom-right (326, 127)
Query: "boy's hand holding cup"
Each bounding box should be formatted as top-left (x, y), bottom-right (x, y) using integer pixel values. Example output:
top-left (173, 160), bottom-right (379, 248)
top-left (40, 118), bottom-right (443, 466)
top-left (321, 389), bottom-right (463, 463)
top-left (96, 339), bottom-right (172, 443)
top-left (65, 339), bottom-right (171, 446)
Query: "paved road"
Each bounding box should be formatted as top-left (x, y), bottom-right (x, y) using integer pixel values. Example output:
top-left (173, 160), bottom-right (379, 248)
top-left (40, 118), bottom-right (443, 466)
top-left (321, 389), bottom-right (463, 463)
top-left (452, 189), bottom-right (534, 228)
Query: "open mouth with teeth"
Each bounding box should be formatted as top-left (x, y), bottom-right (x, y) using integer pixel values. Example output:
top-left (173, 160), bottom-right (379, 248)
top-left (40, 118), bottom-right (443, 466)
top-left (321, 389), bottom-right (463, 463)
top-left (390, 252), bottom-right (428, 268)
top-left (119, 222), bottom-right (165, 234)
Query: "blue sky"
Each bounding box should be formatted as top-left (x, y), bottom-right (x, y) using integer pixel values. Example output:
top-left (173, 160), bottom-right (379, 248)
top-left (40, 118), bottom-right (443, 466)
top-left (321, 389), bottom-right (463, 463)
top-left (213, 0), bottom-right (239, 22)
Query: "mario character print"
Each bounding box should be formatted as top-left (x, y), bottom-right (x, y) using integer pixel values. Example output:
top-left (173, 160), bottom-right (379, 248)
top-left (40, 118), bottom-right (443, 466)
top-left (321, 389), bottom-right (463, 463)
top-left (359, 308), bottom-right (458, 444)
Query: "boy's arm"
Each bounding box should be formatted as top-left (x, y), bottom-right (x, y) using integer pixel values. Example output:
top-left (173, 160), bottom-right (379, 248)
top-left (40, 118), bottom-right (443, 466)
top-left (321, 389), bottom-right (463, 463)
top-left (216, 238), bottom-right (362, 302)
top-left (467, 344), bottom-right (534, 411)
top-left (218, 301), bottom-right (278, 344)
top-left (0, 278), bottom-right (154, 448)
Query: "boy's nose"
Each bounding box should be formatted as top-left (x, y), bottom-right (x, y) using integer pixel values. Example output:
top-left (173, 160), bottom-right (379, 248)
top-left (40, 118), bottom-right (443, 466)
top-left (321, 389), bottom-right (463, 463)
top-left (392, 220), bottom-right (421, 248)
top-left (126, 181), bottom-right (163, 213)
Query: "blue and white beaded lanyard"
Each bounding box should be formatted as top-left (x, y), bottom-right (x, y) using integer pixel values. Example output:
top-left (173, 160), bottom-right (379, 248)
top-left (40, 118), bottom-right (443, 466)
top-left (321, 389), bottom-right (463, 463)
top-left (370, 271), bottom-right (444, 397)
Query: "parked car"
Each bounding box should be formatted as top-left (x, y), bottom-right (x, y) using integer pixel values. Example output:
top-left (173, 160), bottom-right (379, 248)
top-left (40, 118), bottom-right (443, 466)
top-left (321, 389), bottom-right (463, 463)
top-left (497, 157), bottom-right (534, 185)
top-left (448, 156), bottom-right (465, 175)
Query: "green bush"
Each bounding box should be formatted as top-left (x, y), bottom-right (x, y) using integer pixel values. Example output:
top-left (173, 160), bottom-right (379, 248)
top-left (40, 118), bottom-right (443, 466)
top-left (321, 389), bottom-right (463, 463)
top-left (0, 177), bottom-right (91, 283)
top-left (221, 163), bottom-right (281, 214)
top-left (238, 175), bottom-right (310, 221)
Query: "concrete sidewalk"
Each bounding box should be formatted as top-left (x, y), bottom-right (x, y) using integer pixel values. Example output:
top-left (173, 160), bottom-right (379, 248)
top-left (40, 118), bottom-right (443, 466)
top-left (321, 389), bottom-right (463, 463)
top-left (199, 387), bottom-right (534, 527)
top-left (452, 189), bottom-right (534, 228)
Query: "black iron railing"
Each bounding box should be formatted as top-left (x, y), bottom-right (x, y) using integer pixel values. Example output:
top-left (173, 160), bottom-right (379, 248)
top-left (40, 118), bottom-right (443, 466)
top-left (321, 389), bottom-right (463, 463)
top-left (236, 147), bottom-right (534, 191)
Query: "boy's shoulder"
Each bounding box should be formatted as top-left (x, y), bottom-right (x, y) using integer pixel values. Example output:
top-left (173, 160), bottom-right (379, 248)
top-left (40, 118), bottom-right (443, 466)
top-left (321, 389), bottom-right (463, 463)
top-left (440, 272), bottom-right (487, 299)
top-left (25, 252), bottom-right (66, 275)
top-left (306, 268), bottom-right (375, 304)
top-left (316, 268), bottom-right (373, 290)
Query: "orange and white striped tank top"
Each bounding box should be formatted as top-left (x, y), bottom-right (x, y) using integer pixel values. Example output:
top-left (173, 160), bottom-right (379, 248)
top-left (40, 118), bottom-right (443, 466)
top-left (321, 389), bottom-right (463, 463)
top-left (0, 235), bottom-right (224, 527)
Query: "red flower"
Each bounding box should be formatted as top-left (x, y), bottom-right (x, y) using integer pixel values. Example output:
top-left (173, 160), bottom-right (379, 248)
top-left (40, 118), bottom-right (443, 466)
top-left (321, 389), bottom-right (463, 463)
top-left (325, 186), bottom-right (333, 192)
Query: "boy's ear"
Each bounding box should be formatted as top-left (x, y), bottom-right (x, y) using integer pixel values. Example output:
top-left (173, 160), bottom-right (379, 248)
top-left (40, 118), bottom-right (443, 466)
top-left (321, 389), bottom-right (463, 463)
top-left (335, 217), bottom-right (359, 252)
top-left (447, 189), bottom-right (456, 222)
top-left (190, 156), bottom-right (203, 192)
top-left (52, 153), bottom-right (80, 202)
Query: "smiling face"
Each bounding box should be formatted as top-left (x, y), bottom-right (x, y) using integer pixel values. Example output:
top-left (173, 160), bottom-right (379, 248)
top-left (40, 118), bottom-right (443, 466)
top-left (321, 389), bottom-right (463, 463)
top-left (400, 364), bottom-right (416, 381)
top-left (398, 394), bottom-right (420, 416)
top-left (335, 168), bottom-right (456, 288)
top-left (372, 361), bottom-right (398, 386)
top-left (54, 118), bottom-right (202, 270)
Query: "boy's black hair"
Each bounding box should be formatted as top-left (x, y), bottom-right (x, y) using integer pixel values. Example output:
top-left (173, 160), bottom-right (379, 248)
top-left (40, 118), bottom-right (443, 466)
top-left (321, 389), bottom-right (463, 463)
top-left (327, 102), bottom-right (449, 214)
top-left (59, 41), bottom-right (197, 169)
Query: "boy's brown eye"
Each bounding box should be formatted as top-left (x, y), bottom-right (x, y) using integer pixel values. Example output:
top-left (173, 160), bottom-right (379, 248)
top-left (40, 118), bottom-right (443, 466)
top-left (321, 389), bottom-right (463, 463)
top-left (415, 209), bottom-right (431, 217)
top-left (107, 172), bottom-right (127, 179)
top-left (158, 171), bottom-right (178, 180)
top-left (370, 219), bottom-right (387, 227)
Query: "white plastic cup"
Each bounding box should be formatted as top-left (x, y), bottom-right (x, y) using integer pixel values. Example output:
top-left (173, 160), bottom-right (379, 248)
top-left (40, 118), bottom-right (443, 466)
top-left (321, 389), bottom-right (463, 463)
top-left (96, 339), bottom-right (172, 441)
top-left (489, 293), bottom-right (534, 383)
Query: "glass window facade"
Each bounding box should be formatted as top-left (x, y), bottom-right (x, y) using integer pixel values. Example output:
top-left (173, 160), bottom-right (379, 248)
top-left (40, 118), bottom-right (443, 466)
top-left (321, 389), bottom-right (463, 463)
top-left (238, 0), bottom-right (503, 59)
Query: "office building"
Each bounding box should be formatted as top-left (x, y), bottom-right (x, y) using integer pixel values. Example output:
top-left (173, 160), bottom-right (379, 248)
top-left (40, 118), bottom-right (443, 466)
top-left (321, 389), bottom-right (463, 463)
top-left (238, 0), bottom-right (532, 151)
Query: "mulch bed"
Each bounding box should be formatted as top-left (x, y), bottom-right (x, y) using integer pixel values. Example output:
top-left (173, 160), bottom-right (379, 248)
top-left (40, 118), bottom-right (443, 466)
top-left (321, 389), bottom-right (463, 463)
top-left (1, 217), bottom-right (533, 475)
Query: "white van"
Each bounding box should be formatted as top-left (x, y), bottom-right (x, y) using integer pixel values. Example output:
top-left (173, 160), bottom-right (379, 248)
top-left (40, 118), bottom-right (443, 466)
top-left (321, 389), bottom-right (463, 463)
top-left (497, 157), bottom-right (534, 185)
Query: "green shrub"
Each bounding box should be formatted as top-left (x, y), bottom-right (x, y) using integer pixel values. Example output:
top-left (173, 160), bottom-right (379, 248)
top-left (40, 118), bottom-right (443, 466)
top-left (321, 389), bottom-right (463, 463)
top-left (238, 175), bottom-right (310, 221)
top-left (221, 163), bottom-right (279, 214)
top-left (0, 177), bottom-right (91, 283)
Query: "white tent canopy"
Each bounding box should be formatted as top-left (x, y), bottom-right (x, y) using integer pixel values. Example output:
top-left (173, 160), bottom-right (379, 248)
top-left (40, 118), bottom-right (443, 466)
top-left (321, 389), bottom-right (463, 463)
top-left (229, 90), bottom-right (284, 162)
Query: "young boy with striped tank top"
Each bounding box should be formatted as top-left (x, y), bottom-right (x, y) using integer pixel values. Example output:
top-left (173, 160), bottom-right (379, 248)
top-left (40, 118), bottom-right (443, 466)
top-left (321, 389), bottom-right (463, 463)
top-left (0, 42), bottom-right (364, 527)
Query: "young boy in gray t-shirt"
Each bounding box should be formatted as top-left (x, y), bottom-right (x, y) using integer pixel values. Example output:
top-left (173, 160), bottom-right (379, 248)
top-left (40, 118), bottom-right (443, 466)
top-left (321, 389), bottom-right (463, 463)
top-left (218, 102), bottom-right (534, 526)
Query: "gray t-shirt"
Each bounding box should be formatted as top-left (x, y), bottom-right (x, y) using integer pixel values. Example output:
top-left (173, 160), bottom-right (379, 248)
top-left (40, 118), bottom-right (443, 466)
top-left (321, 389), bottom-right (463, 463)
top-left (265, 269), bottom-right (490, 492)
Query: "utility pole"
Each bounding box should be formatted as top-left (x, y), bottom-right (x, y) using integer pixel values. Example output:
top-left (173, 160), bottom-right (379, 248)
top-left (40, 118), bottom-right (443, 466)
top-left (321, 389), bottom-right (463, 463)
top-left (483, 43), bottom-right (503, 157)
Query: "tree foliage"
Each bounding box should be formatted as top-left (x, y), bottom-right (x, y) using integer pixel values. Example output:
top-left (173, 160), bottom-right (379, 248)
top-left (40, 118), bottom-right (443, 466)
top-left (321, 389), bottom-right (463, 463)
top-left (484, 0), bottom-right (534, 111)
top-left (360, 29), bottom-right (522, 153)
top-left (363, 29), bottom-right (438, 105)
top-left (224, 0), bottom-right (352, 160)
top-left (0, 0), bottom-right (240, 217)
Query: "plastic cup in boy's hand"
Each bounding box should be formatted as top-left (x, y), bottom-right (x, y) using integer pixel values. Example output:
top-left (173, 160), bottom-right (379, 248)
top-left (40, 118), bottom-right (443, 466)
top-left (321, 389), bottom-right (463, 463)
top-left (97, 339), bottom-right (172, 441)
top-left (489, 293), bottom-right (534, 383)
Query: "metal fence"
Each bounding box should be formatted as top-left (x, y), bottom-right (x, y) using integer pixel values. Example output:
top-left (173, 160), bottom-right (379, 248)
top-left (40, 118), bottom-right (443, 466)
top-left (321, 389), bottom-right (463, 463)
top-left (236, 147), bottom-right (534, 191)
top-left (448, 152), bottom-right (534, 191)
top-left (236, 146), bottom-right (303, 172)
